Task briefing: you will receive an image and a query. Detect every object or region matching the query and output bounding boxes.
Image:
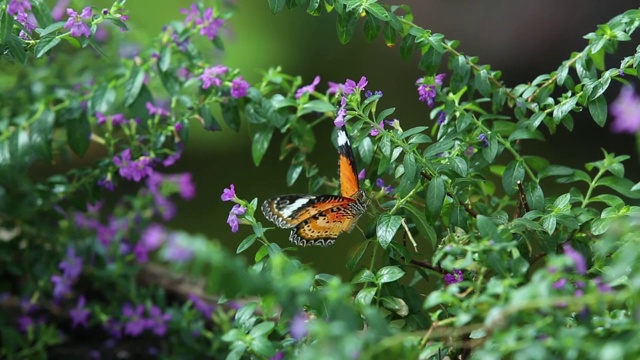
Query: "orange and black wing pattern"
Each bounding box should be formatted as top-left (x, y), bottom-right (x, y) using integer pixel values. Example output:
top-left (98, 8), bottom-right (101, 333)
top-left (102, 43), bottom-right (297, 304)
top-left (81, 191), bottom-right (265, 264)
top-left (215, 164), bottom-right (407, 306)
top-left (261, 125), bottom-right (367, 247)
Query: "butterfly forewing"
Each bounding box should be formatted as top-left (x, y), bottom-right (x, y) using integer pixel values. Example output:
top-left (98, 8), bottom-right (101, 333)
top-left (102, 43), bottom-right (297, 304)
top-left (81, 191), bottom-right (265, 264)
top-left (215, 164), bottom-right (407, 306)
top-left (337, 127), bottom-right (360, 198)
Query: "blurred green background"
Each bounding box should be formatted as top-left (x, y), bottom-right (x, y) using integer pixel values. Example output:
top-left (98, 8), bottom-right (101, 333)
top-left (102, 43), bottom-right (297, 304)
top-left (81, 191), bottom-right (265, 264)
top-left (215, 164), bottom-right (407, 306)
top-left (40, 0), bottom-right (640, 273)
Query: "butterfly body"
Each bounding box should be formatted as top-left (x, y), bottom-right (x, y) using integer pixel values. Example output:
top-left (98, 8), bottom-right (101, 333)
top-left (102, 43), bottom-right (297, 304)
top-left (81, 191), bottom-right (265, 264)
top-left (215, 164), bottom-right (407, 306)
top-left (261, 126), bottom-right (367, 247)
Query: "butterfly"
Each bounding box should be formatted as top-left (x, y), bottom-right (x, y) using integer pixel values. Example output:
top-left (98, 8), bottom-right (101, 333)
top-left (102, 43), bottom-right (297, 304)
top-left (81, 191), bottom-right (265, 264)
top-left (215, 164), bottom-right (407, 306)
top-left (261, 126), bottom-right (367, 246)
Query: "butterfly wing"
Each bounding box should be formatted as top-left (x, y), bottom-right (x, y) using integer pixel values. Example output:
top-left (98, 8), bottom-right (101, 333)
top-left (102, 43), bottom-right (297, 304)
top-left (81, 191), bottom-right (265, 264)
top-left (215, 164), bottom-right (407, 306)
top-left (261, 194), bottom-right (355, 229)
top-left (337, 126), bottom-right (361, 198)
top-left (289, 195), bottom-right (365, 247)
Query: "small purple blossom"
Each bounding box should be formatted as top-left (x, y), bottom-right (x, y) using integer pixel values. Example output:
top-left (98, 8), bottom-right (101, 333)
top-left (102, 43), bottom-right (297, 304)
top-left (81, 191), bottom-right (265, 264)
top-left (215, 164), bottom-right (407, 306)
top-left (270, 352), bottom-right (285, 360)
top-left (375, 178), bottom-right (394, 194)
top-left (444, 269), bottom-right (463, 284)
top-left (180, 4), bottom-right (200, 23)
top-left (143, 224), bottom-right (167, 250)
top-left (70, 296), bottom-right (90, 328)
top-left (290, 312), bottom-right (309, 340)
top-left (231, 204), bottom-right (247, 216)
top-left (64, 7), bottom-right (92, 38)
top-left (563, 243), bottom-right (587, 275)
top-left (52, 0), bottom-right (70, 20)
top-left (51, 274), bottom-right (72, 299)
top-left (437, 111), bottom-right (446, 125)
top-left (296, 76), bottom-right (320, 99)
top-left (188, 294), bottom-right (215, 318)
top-left (17, 315), bottom-right (33, 332)
top-left (165, 236), bottom-right (193, 262)
top-left (200, 65), bottom-right (228, 89)
top-left (97, 176), bottom-right (115, 191)
top-left (328, 81), bottom-right (344, 94)
top-left (113, 149), bottom-right (154, 182)
top-left (162, 144), bottom-right (184, 167)
top-left (230, 76), bottom-right (250, 98)
top-left (227, 211), bottom-right (241, 233)
top-left (369, 121), bottom-right (384, 137)
top-left (221, 184), bottom-right (236, 201)
top-left (434, 73), bottom-right (446, 86)
top-left (59, 246), bottom-right (83, 280)
top-left (123, 304), bottom-right (146, 336)
top-left (552, 278), bottom-right (568, 289)
top-left (593, 277), bottom-right (612, 293)
top-left (417, 83), bottom-right (437, 107)
top-left (610, 86), bottom-right (640, 134)
top-left (343, 76), bottom-right (368, 95)
top-left (96, 112), bottom-right (126, 126)
top-left (103, 318), bottom-right (123, 339)
top-left (196, 8), bottom-right (224, 40)
top-left (358, 169), bottom-right (366, 180)
top-left (8, 0), bottom-right (31, 16)
top-left (145, 102), bottom-right (170, 117)
top-left (334, 96), bottom-right (347, 127)
top-left (146, 306), bottom-right (171, 336)
top-left (478, 133), bottom-right (489, 147)
top-left (163, 173), bottom-right (196, 199)
top-left (15, 11), bottom-right (36, 35)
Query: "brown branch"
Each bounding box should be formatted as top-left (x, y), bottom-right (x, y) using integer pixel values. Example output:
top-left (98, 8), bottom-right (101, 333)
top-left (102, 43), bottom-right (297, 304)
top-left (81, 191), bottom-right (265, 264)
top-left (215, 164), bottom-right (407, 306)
top-left (516, 180), bottom-right (530, 213)
top-left (410, 259), bottom-right (445, 274)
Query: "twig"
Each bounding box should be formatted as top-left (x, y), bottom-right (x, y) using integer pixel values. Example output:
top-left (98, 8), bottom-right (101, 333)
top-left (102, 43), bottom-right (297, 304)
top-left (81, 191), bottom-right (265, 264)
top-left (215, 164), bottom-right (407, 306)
top-left (516, 180), bottom-right (530, 213)
top-left (410, 259), bottom-right (445, 274)
top-left (401, 218), bottom-right (418, 252)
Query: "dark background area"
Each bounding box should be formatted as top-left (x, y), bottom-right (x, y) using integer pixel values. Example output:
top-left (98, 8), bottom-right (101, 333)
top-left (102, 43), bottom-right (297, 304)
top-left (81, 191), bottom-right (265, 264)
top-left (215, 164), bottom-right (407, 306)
top-left (40, 1), bottom-right (640, 273)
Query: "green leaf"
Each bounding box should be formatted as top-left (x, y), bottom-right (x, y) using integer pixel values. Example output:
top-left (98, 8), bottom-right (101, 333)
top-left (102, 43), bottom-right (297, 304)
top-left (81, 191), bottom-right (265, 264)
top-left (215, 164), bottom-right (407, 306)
top-left (268, 0), bottom-right (286, 13)
top-left (474, 69), bottom-right (491, 97)
top-left (598, 176), bottom-right (640, 199)
top-left (34, 34), bottom-right (61, 58)
top-left (426, 176), bottom-right (445, 219)
top-left (402, 203), bottom-right (437, 248)
top-left (376, 213), bottom-right (402, 249)
top-left (358, 136), bottom-right (374, 165)
top-left (400, 34), bottom-right (415, 61)
top-left (552, 96), bottom-right (578, 123)
top-left (381, 296), bottom-right (409, 317)
top-left (222, 103), bottom-right (241, 132)
top-left (502, 160), bottom-right (525, 195)
top-left (124, 66), bottom-right (145, 107)
top-left (65, 112), bottom-right (91, 157)
top-left (337, 12), bottom-right (357, 44)
top-left (588, 95), bottom-right (607, 127)
top-left (352, 269), bottom-right (376, 284)
top-left (377, 266), bottom-right (405, 283)
top-left (6, 35), bottom-right (27, 64)
top-left (237, 234), bottom-right (257, 254)
top-left (31, 0), bottom-right (54, 29)
top-left (347, 240), bottom-right (369, 271)
top-left (591, 218), bottom-right (610, 236)
top-left (355, 287), bottom-right (377, 306)
top-left (90, 84), bottom-right (116, 114)
top-left (451, 55), bottom-right (471, 92)
top-left (251, 126), bottom-right (274, 166)
top-left (363, 13), bottom-right (381, 42)
top-left (249, 321), bottom-right (275, 337)
top-left (286, 163), bottom-right (303, 186)
top-left (159, 46), bottom-right (172, 72)
top-left (250, 337), bottom-right (276, 358)
top-left (1, 10), bottom-right (13, 43)
top-left (418, 46), bottom-right (443, 75)
top-left (398, 152), bottom-right (418, 196)
top-left (30, 110), bottom-right (55, 161)
top-left (477, 215), bottom-right (501, 242)
top-left (542, 215), bottom-right (557, 235)
top-left (524, 182), bottom-right (544, 211)
top-left (556, 63), bottom-right (569, 86)
top-left (383, 22), bottom-right (397, 47)
top-left (366, 3), bottom-right (389, 20)
top-left (200, 105), bottom-right (221, 132)
top-left (299, 100), bottom-right (334, 115)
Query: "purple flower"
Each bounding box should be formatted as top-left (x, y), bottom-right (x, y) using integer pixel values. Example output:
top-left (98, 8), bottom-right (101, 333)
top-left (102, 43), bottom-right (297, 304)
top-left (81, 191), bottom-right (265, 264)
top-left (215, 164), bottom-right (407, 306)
top-left (51, 274), bottom-right (72, 299)
top-left (180, 4), bottom-right (200, 23)
top-left (417, 83), bottom-right (437, 107)
top-left (165, 236), bottom-right (193, 262)
top-left (358, 169), bottom-right (366, 180)
top-left (162, 145), bottom-right (183, 167)
top-left (15, 11), bottom-right (36, 35)
top-left (465, 146), bottom-right (475, 158)
top-left (133, 242), bottom-right (149, 263)
top-left (290, 312), bottom-right (309, 340)
top-left (96, 112), bottom-right (126, 126)
top-left (52, 0), bottom-right (70, 20)
top-left (17, 315), bottom-right (33, 332)
top-left (154, 193), bottom-right (177, 221)
top-left (145, 102), bottom-right (170, 117)
top-left (610, 86), bottom-right (640, 134)
top-left (478, 133), bottom-right (489, 147)
top-left (563, 243), bottom-right (587, 275)
top-left (70, 296), bottom-right (90, 328)
top-left (103, 318), bottom-right (123, 339)
top-left (123, 304), bottom-right (146, 336)
top-left (7, 0), bottom-right (31, 16)
top-left (196, 8), bottom-right (224, 40)
top-left (444, 269), bottom-right (464, 284)
top-left (334, 96), bottom-right (347, 127)
top-left (227, 212), bottom-right (240, 233)
top-left (375, 178), bottom-right (394, 194)
top-left (270, 352), bottom-right (285, 360)
top-left (221, 184), bottom-right (236, 201)
top-left (434, 73), bottom-right (446, 86)
top-left (59, 246), bottom-right (83, 280)
top-left (593, 277), bottom-right (612, 293)
top-left (437, 111), bottom-right (446, 125)
top-left (146, 306), bottom-right (171, 336)
top-left (343, 76), bottom-right (368, 95)
top-left (98, 176), bottom-right (115, 191)
top-left (296, 75), bottom-right (321, 99)
top-left (188, 294), bottom-right (215, 318)
top-left (165, 173), bottom-right (196, 199)
top-left (142, 224), bottom-right (167, 252)
top-left (64, 7), bottom-right (92, 38)
top-left (230, 76), bottom-right (250, 98)
top-left (328, 81), bottom-right (344, 94)
top-left (369, 121), bottom-right (384, 137)
top-left (113, 149), bottom-right (154, 182)
top-left (200, 65), bottom-right (228, 89)
top-left (552, 278), bottom-right (568, 289)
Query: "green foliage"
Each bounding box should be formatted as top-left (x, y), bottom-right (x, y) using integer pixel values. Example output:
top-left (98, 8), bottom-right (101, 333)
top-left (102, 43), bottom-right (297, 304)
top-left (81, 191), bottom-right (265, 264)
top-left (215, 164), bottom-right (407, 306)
top-left (2, 0), bottom-right (640, 359)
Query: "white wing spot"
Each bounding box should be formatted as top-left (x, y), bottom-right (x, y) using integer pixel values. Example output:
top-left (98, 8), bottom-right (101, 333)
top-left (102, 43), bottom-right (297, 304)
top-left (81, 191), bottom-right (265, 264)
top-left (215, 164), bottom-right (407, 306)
top-left (337, 129), bottom-right (350, 147)
top-left (280, 197), bottom-right (312, 218)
